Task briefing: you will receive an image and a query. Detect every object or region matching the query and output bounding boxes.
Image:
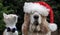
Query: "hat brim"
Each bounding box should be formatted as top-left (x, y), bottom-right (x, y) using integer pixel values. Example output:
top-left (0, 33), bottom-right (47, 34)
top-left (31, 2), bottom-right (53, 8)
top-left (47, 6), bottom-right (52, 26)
top-left (23, 2), bottom-right (50, 16)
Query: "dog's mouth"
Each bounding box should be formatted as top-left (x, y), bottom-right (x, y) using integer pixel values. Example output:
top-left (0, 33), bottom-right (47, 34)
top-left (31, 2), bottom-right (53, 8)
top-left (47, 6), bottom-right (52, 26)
top-left (33, 20), bottom-right (39, 26)
top-left (33, 21), bottom-right (40, 32)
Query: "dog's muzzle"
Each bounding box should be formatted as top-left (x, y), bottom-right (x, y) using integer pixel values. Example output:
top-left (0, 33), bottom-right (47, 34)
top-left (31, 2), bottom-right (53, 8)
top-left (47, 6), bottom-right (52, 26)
top-left (6, 27), bottom-right (17, 33)
top-left (33, 15), bottom-right (39, 26)
top-left (33, 21), bottom-right (39, 26)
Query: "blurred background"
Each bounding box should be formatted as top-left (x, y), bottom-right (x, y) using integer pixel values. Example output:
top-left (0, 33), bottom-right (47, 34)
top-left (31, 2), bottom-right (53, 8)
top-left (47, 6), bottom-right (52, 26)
top-left (0, 0), bottom-right (60, 35)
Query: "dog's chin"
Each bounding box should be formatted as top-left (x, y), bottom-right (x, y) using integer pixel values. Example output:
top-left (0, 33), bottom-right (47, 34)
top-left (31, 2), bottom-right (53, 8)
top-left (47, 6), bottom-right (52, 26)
top-left (31, 22), bottom-right (49, 34)
top-left (31, 21), bottom-right (41, 32)
top-left (31, 25), bottom-right (49, 34)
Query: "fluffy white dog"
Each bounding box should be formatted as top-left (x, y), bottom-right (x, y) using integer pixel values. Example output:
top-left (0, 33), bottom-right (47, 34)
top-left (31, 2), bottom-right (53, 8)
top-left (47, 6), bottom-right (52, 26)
top-left (3, 13), bottom-right (18, 35)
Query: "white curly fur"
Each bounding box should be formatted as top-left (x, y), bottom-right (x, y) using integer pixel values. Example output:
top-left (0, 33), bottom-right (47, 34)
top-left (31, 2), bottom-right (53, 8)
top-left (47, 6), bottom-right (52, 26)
top-left (3, 13), bottom-right (18, 35)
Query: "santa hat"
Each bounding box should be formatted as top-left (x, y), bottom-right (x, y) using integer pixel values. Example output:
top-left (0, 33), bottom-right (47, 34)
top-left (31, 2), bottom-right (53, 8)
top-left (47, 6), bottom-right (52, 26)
top-left (23, 1), bottom-right (57, 32)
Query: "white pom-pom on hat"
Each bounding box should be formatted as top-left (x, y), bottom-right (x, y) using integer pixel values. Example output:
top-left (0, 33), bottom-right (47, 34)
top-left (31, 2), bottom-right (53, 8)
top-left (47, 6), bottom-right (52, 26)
top-left (49, 23), bottom-right (57, 32)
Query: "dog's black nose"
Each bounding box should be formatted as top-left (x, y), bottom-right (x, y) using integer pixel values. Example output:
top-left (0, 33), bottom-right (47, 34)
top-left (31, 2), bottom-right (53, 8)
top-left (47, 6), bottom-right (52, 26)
top-left (34, 15), bottom-right (39, 19)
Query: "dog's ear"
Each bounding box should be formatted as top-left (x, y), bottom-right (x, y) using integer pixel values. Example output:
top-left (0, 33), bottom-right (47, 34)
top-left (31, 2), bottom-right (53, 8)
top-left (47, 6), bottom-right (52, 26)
top-left (24, 13), bottom-right (30, 23)
top-left (40, 23), bottom-right (49, 34)
top-left (22, 13), bottom-right (30, 35)
top-left (40, 16), bottom-right (49, 34)
top-left (3, 13), bottom-right (7, 18)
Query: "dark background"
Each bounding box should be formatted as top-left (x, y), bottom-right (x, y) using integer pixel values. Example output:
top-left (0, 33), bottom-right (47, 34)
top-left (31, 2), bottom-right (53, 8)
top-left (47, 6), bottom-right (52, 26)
top-left (0, 0), bottom-right (60, 35)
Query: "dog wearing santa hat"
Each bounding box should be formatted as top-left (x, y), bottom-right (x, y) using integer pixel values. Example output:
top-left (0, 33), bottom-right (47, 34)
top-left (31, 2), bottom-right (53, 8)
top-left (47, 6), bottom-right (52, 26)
top-left (22, 1), bottom-right (57, 35)
top-left (3, 13), bottom-right (18, 35)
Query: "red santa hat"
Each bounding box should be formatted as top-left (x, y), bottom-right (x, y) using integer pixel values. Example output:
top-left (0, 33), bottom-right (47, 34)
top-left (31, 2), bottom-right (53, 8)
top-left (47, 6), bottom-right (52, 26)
top-left (23, 1), bottom-right (57, 32)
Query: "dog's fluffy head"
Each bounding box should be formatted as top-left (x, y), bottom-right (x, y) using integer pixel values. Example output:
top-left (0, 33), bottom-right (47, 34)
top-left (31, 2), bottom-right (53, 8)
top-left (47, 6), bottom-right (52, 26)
top-left (24, 13), bottom-right (49, 34)
top-left (23, 2), bottom-right (50, 34)
top-left (3, 13), bottom-right (18, 27)
top-left (23, 2), bottom-right (49, 27)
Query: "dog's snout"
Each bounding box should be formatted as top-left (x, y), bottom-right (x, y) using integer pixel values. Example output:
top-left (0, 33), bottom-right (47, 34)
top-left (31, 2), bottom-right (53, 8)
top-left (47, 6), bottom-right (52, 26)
top-left (34, 15), bottom-right (39, 19)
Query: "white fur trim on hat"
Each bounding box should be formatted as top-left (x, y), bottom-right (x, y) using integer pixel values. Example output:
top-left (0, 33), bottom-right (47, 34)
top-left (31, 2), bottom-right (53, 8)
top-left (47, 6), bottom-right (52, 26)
top-left (23, 2), bottom-right (50, 16)
top-left (48, 23), bottom-right (57, 32)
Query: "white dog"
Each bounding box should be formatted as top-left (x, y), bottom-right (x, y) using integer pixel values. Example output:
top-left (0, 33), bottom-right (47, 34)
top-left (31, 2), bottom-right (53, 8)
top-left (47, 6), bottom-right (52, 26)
top-left (3, 13), bottom-right (18, 35)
